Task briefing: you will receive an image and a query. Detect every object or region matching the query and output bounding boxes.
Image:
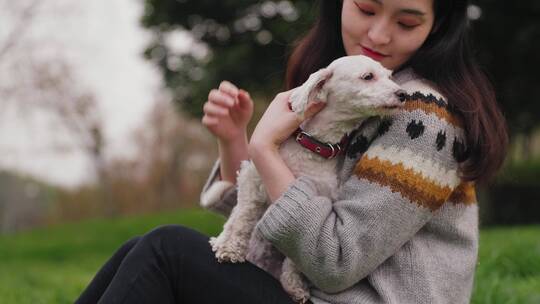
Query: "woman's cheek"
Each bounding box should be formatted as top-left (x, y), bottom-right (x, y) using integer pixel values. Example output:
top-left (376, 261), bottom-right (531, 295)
top-left (401, 27), bottom-right (432, 54)
top-left (395, 38), bottom-right (423, 62)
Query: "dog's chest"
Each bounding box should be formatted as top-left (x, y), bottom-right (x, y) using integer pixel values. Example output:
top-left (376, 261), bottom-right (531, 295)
top-left (279, 138), bottom-right (339, 198)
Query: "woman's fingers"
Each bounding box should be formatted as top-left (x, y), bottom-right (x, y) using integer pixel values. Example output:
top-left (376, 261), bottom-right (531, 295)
top-left (238, 89), bottom-right (253, 110)
top-left (304, 100), bottom-right (326, 117)
top-left (203, 101), bottom-right (230, 117)
top-left (201, 115), bottom-right (219, 126)
top-left (219, 81), bottom-right (239, 104)
top-left (208, 89), bottom-right (235, 108)
top-left (204, 81), bottom-right (253, 128)
top-left (273, 90), bottom-right (295, 112)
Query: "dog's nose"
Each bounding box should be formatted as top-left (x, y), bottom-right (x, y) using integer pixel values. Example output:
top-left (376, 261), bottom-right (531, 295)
top-left (395, 90), bottom-right (407, 103)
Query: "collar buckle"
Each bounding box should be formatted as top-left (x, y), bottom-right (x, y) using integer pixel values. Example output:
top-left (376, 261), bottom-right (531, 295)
top-left (293, 128), bottom-right (348, 159)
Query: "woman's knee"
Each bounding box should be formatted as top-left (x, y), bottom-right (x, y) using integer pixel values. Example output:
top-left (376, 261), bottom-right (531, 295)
top-left (110, 235), bottom-right (142, 261)
top-left (123, 235), bottom-right (142, 249)
top-left (142, 224), bottom-right (206, 249)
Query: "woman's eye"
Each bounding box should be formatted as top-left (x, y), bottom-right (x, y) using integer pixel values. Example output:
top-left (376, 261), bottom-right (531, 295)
top-left (360, 9), bottom-right (375, 16)
top-left (354, 2), bottom-right (375, 16)
top-left (362, 73), bottom-right (374, 81)
top-left (398, 22), bottom-right (418, 30)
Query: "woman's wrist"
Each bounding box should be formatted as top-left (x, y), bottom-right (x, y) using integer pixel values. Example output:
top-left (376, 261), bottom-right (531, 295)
top-left (218, 132), bottom-right (249, 183)
top-left (248, 143), bottom-right (294, 202)
top-left (248, 141), bottom-right (279, 161)
top-left (218, 129), bottom-right (248, 148)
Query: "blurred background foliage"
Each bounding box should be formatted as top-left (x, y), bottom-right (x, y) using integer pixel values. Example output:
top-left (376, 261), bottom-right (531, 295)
top-left (0, 0), bottom-right (538, 234)
top-left (140, 0), bottom-right (318, 117)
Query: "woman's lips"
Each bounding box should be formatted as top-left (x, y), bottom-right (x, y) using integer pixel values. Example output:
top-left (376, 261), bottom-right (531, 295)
top-left (361, 46), bottom-right (389, 61)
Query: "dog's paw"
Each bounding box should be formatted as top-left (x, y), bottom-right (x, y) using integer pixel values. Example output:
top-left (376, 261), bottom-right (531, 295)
top-left (215, 247), bottom-right (246, 263)
top-left (281, 269), bottom-right (311, 304)
top-left (208, 237), bottom-right (219, 251)
top-left (289, 287), bottom-right (310, 304)
top-left (209, 237), bottom-right (247, 263)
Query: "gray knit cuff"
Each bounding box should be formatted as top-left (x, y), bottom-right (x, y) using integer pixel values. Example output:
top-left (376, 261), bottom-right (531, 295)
top-left (256, 175), bottom-right (320, 241)
top-left (199, 158), bottom-right (238, 217)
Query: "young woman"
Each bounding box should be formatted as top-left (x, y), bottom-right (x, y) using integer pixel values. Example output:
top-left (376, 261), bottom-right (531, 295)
top-left (75, 0), bottom-right (508, 303)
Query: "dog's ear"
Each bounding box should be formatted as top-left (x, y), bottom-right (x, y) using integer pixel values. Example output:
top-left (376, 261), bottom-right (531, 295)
top-left (289, 67), bottom-right (333, 120)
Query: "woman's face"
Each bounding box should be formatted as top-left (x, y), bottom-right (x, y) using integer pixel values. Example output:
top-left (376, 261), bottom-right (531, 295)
top-left (341, 0), bottom-right (435, 70)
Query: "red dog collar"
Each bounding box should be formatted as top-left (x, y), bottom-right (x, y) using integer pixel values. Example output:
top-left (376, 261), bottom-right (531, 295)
top-left (292, 128), bottom-right (350, 159)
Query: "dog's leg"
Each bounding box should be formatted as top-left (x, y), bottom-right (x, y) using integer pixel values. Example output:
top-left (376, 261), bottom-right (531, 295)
top-left (280, 258), bottom-right (311, 303)
top-left (210, 161), bottom-right (268, 263)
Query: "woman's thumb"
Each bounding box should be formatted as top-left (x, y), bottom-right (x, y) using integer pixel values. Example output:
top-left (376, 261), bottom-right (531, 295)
top-left (238, 89), bottom-right (252, 109)
top-left (304, 100), bottom-right (326, 120)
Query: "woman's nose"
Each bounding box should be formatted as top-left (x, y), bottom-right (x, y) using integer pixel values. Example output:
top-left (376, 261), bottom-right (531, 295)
top-left (367, 20), bottom-right (391, 45)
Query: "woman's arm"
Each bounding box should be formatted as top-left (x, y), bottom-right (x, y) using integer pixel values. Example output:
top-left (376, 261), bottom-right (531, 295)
top-left (248, 90), bottom-right (326, 202)
top-left (199, 81), bottom-right (254, 215)
top-left (253, 93), bottom-right (466, 293)
top-left (248, 145), bottom-right (295, 202)
top-left (218, 134), bottom-right (249, 183)
top-left (202, 81), bottom-right (254, 183)
top-left (200, 134), bottom-right (249, 217)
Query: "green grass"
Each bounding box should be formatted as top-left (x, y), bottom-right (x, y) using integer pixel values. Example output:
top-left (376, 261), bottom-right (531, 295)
top-left (473, 226), bottom-right (540, 304)
top-left (0, 208), bottom-right (538, 303)
top-left (0, 208), bottom-right (225, 304)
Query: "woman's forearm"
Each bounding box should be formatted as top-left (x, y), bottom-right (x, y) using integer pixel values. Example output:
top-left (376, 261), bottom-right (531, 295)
top-left (249, 144), bottom-right (295, 202)
top-left (218, 133), bottom-right (250, 184)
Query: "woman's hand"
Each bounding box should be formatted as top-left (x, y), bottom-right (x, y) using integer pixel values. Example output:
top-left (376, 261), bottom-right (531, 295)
top-left (249, 90), bottom-right (325, 155)
top-left (248, 89), bottom-right (325, 202)
top-left (201, 81), bottom-right (254, 183)
top-left (201, 81), bottom-right (254, 144)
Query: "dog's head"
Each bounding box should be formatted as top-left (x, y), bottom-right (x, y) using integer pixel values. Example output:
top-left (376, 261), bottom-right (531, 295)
top-left (289, 55), bottom-right (405, 121)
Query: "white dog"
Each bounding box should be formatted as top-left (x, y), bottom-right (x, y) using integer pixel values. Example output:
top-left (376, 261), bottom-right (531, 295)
top-left (204, 55), bottom-right (404, 303)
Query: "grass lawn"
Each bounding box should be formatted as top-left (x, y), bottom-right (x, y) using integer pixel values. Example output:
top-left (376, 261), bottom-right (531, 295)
top-left (0, 208), bottom-right (538, 303)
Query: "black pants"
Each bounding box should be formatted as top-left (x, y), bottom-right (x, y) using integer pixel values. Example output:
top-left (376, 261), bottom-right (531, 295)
top-left (75, 224), bottom-right (312, 304)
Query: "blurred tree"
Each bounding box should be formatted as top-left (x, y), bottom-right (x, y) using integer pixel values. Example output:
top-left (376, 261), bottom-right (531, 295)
top-left (472, 0), bottom-right (540, 158)
top-left (0, 0), bottom-right (40, 103)
top-left (0, 0), bottom-right (114, 215)
top-left (128, 96), bottom-right (216, 209)
top-left (30, 60), bottom-right (114, 214)
top-left (0, 0), bottom-right (39, 62)
top-left (141, 1), bottom-right (540, 144)
top-left (0, 171), bottom-right (49, 233)
top-left (49, 95), bottom-right (219, 222)
top-left (140, 0), bottom-right (317, 117)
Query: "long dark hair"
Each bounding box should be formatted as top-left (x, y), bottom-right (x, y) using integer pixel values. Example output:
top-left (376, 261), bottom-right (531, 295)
top-left (285, 0), bottom-right (508, 186)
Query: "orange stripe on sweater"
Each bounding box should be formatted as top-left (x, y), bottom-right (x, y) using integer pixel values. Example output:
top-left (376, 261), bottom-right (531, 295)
top-left (449, 181), bottom-right (477, 205)
top-left (403, 100), bottom-right (463, 128)
top-left (354, 156), bottom-right (453, 211)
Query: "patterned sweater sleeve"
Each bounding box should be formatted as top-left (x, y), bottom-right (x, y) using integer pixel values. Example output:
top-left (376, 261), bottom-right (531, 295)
top-left (199, 159), bottom-right (238, 217)
top-left (255, 90), bottom-right (466, 293)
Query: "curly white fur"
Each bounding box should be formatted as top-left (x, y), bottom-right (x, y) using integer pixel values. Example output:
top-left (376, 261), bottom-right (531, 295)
top-left (209, 55), bottom-right (403, 303)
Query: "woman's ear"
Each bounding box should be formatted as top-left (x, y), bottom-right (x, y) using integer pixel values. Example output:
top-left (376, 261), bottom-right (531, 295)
top-left (289, 68), bottom-right (333, 120)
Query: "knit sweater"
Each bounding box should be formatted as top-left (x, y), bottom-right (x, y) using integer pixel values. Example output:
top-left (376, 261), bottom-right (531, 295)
top-left (199, 68), bottom-right (478, 304)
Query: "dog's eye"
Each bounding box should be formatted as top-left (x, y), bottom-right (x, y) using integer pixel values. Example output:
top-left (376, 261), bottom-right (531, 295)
top-left (361, 73), bottom-right (374, 81)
